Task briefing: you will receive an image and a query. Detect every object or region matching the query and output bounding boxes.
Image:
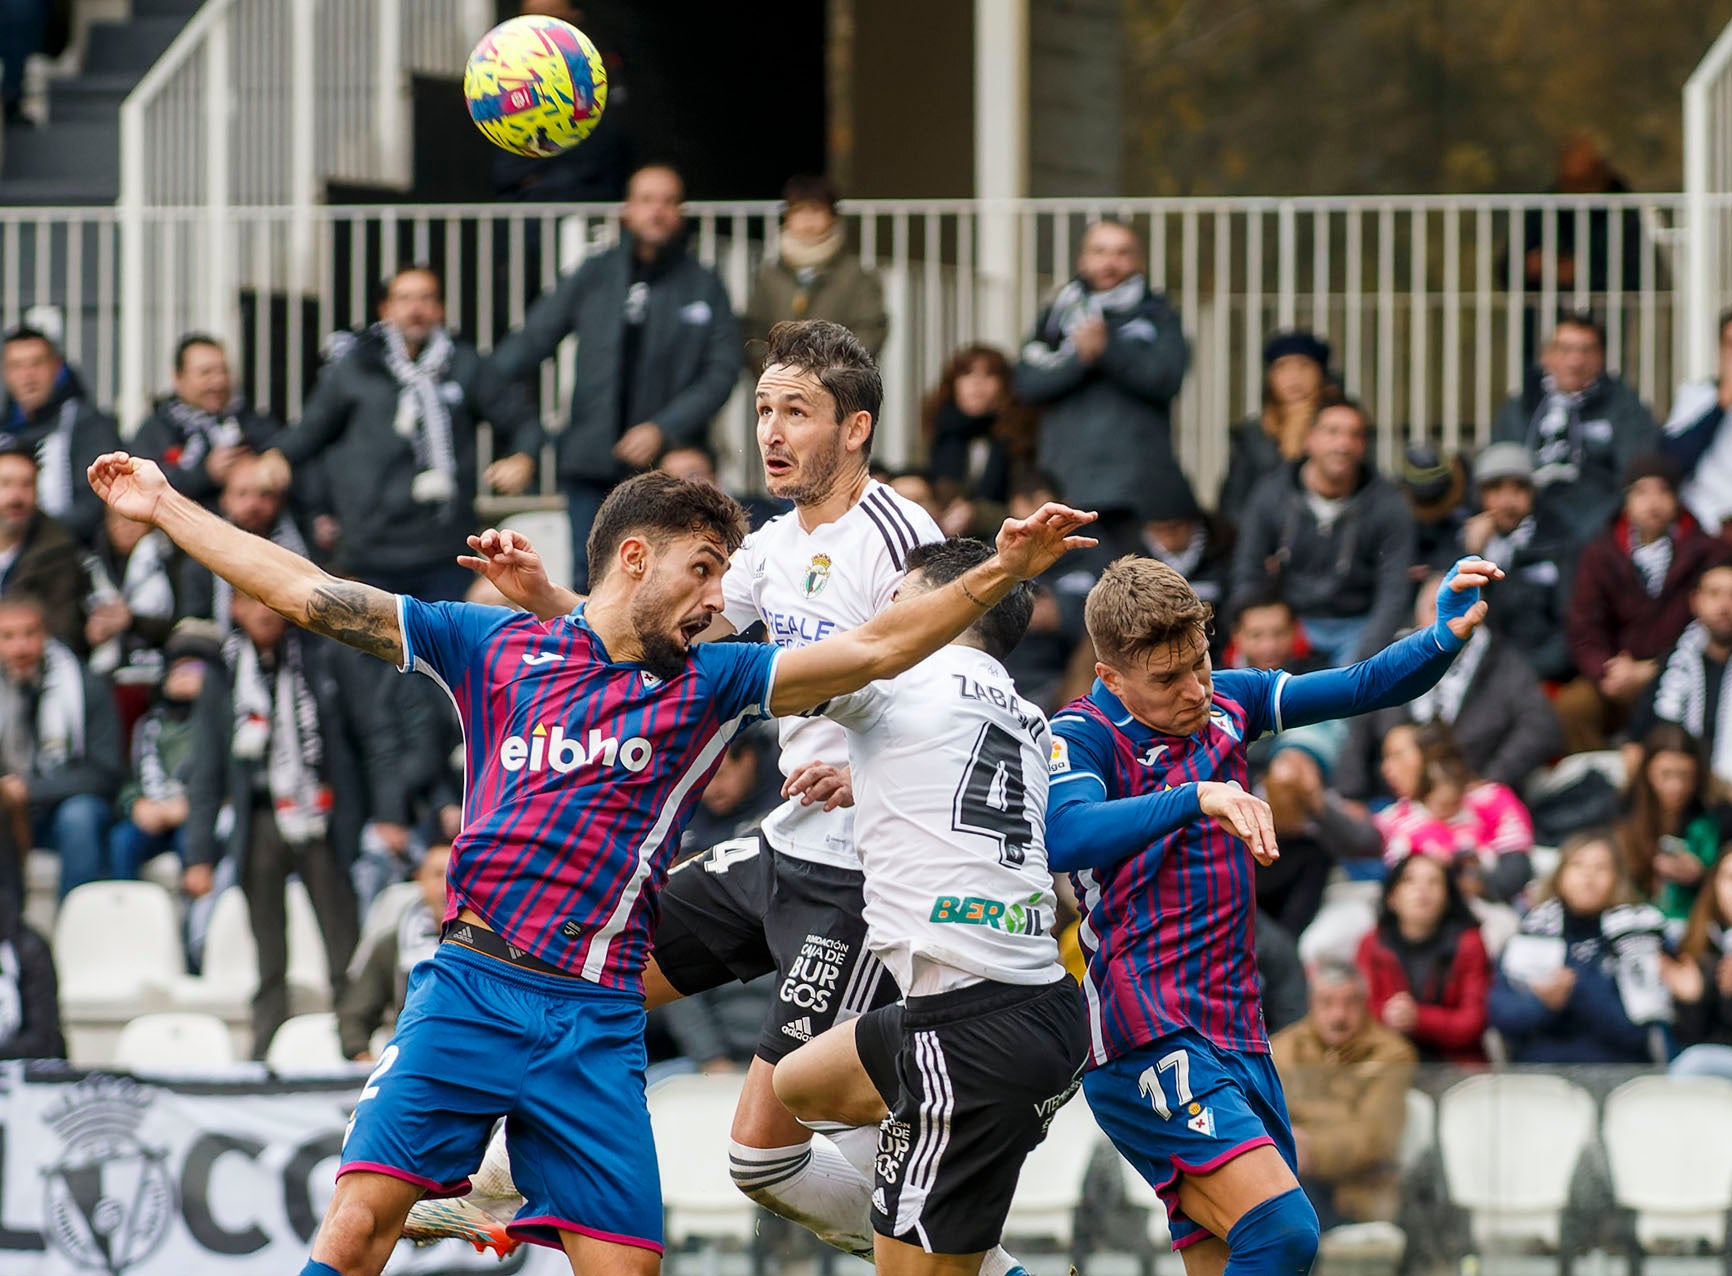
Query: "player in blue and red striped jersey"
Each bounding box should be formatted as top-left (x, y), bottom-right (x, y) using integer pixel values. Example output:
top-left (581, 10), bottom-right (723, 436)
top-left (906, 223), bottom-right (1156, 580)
top-left (86, 450), bottom-right (1096, 1276)
top-left (1045, 553), bottom-right (1501, 1276)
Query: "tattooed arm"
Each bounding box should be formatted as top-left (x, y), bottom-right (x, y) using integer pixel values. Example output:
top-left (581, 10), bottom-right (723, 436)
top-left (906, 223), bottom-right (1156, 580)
top-left (87, 452), bottom-right (404, 664)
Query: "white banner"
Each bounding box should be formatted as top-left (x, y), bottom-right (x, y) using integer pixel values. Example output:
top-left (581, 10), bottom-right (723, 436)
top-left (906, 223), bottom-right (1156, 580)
top-left (0, 1063), bottom-right (567, 1275)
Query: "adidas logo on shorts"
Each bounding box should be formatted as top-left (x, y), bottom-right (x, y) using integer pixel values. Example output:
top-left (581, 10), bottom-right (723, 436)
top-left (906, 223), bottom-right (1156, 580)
top-left (871, 1188), bottom-right (887, 1214)
top-left (782, 1016), bottom-right (815, 1042)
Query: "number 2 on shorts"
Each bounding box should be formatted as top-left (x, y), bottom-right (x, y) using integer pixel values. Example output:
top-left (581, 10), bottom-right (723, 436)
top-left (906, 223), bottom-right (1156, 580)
top-left (343, 1043), bottom-right (400, 1147)
top-left (1137, 1049), bottom-right (1192, 1120)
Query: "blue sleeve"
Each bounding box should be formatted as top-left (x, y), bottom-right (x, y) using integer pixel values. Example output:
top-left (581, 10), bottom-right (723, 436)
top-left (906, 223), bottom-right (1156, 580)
top-left (1209, 668), bottom-right (1282, 739)
top-left (696, 640), bottom-right (781, 724)
top-left (1270, 628), bottom-right (1455, 733)
top-left (397, 597), bottom-right (519, 688)
top-left (1045, 712), bottom-right (1204, 874)
top-left (1661, 401), bottom-right (1724, 476)
top-left (1487, 971), bottom-right (1552, 1036)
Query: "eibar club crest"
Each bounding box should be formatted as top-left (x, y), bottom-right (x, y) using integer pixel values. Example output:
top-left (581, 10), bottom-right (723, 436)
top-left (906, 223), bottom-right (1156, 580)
top-left (802, 553), bottom-right (833, 598)
top-left (41, 1075), bottom-right (176, 1274)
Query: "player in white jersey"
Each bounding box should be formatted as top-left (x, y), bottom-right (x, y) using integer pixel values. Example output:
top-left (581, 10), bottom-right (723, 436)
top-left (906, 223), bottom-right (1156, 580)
top-left (408, 322), bottom-right (1028, 1273)
top-left (772, 536), bottom-right (1088, 1272)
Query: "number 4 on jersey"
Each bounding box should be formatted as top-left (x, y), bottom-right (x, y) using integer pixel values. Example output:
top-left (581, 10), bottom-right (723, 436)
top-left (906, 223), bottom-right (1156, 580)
top-left (952, 722), bottom-right (1033, 867)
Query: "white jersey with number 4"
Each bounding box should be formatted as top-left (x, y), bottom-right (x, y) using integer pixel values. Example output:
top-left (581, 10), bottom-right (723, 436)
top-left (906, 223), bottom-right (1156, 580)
top-left (822, 644), bottom-right (1066, 996)
top-left (721, 479), bottom-right (942, 871)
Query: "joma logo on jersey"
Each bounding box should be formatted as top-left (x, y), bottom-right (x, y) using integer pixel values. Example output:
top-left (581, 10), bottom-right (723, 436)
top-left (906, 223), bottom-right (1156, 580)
top-left (930, 892), bottom-right (1048, 936)
top-left (499, 723), bottom-right (653, 775)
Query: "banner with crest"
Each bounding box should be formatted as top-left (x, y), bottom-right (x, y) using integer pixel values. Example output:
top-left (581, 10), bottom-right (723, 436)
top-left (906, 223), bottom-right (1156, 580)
top-left (0, 1063), bottom-right (563, 1275)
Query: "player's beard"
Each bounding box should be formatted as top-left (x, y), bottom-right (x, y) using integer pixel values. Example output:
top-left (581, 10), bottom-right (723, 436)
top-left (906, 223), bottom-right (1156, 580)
top-left (630, 583), bottom-right (695, 682)
top-left (767, 427), bottom-right (847, 507)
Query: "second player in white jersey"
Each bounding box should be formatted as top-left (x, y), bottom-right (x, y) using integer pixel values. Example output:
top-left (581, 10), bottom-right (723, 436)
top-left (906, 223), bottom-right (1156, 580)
top-left (722, 478), bottom-right (942, 870)
top-left (820, 644), bottom-right (1064, 995)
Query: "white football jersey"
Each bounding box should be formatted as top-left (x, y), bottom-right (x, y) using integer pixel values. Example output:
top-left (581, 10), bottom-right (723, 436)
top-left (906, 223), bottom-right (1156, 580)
top-left (721, 479), bottom-right (943, 870)
top-left (823, 645), bottom-right (1065, 996)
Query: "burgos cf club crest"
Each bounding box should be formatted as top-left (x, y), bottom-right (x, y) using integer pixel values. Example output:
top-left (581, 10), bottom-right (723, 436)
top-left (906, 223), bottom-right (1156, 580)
top-left (803, 552), bottom-right (833, 598)
top-left (41, 1075), bottom-right (175, 1274)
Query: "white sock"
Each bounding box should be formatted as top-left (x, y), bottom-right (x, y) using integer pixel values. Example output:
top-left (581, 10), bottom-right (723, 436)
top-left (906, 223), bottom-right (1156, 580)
top-left (727, 1138), bottom-right (875, 1258)
top-left (979, 1245), bottom-right (1025, 1276)
top-left (470, 1124), bottom-right (519, 1200)
top-left (823, 1124), bottom-right (881, 1179)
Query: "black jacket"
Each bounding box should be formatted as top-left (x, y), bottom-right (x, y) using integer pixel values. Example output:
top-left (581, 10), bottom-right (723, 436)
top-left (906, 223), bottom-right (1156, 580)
top-left (0, 511), bottom-right (90, 656)
top-left (0, 890), bottom-right (64, 1061)
top-left (0, 366), bottom-right (122, 545)
top-left (1229, 460), bottom-right (1417, 662)
top-left (276, 326), bottom-right (539, 576)
top-left (132, 399), bottom-right (284, 508)
top-left (490, 232), bottom-right (740, 484)
top-left (15, 656), bottom-right (124, 815)
top-left (1466, 506), bottom-right (1579, 683)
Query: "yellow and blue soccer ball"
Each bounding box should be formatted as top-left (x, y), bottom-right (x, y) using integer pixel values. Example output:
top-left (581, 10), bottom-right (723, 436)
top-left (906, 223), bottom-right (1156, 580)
top-left (463, 14), bottom-right (608, 157)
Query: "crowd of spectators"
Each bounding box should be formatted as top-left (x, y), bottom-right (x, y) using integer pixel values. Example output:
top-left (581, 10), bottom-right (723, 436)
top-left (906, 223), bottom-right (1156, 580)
top-left (6, 162), bottom-right (1732, 1239)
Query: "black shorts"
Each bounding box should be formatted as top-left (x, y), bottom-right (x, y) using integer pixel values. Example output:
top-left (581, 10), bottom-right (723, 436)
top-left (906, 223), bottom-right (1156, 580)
top-left (855, 975), bottom-right (1090, 1255)
top-left (653, 829), bottom-right (896, 1063)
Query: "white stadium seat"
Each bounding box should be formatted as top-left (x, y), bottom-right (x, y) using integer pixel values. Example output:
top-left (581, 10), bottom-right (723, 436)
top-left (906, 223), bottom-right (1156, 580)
top-left (55, 881), bottom-right (184, 1061)
top-left (265, 1012), bottom-right (355, 1073)
top-left (1436, 1073), bottom-right (1596, 1250)
top-left (1399, 1087), bottom-right (1435, 1174)
top-left (170, 886), bottom-right (256, 1022)
top-left (499, 509), bottom-right (574, 594)
top-left (1602, 1075), bottom-right (1732, 1252)
top-left (648, 1072), bottom-right (757, 1247)
top-left (1298, 894), bottom-right (1377, 967)
top-left (114, 1012), bottom-right (236, 1069)
top-left (285, 878), bottom-right (333, 1012)
top-left (1003, 1094), bottom-right (1102, 1252)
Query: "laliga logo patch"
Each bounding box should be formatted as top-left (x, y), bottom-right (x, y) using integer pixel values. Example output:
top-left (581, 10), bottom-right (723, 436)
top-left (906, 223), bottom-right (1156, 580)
top-left (1048, 738), bottom-right (1071, 774)
top-left (802, 553), bottom-right (833, 599)
top-left (42, 1076), bottom-right (175, 1274)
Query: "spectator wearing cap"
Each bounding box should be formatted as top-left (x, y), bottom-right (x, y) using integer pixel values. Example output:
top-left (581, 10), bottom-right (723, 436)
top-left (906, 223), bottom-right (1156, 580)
top-left (1400, 441), bottom-right (1473, 578)
top-left (743, 175), bottom-right (887, 371)
top-left (1661, 307), bottom-right (1732, 537)
top-left (1492, 311), bottom-right (1659, 548)
top-left (1559, 454), bottom-right (1730, 753)
top-left (1139, 484), bottom-right (1234, 656)
top-left (132, 335), bottom-right (285, 512)
top-left (1229, 399), bottom-right (1417, 665)
top-left (1016, 217), bottom-right (1193, 557)
top-left (1460, 443), bottom-right (1578, 683)
top-left (1219, 330), bottom-right (1335, 527)
top-left (107, 621), bottom-right (222, 887)
top-left (0, 327), bottom-right (121, 546)
top-left (0, 448), bottom-right (88, 654)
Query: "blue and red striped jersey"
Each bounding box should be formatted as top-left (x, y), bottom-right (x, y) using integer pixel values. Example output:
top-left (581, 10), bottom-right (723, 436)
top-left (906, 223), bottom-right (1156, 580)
top-left (398, 597), bottom-right (780, 991)
top-left (1049, 669), bottom-right (1281, 1064)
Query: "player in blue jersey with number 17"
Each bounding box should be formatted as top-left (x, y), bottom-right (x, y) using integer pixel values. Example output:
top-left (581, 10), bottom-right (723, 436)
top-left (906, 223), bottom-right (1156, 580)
top-left (1045, 553), bottom-right (1502, 1276)
top-left (86, 450), bottom-right (1095, 1276)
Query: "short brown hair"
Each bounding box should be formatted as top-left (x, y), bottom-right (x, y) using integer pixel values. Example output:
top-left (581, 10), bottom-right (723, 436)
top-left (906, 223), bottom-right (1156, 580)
top-left (763, 320), bottom-right (881, 456)
top-left (586, 471), bottom-right (750, 586)
top-left (1085, 557), bottom-right (1212, 669)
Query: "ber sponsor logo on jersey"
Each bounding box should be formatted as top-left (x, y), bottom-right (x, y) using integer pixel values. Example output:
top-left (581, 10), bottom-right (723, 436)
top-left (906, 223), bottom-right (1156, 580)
top-left (929, 892), bottom-right (1049, 936)
top-left (498, 722), bottom-right (653, 775)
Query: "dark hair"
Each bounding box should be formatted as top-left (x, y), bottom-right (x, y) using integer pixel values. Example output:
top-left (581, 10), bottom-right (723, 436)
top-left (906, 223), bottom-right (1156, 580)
top-left (174, 332), bottom-right (223, 374)
top-left (1618, 723), bottom-right (1709, 899)
top-left (1, 326), bottom-right (56, 355)
top-left (1554, 309), bottom-right (1606, 348)
top-left (659, 441), bottom-right (718, 468)
top-left (0, 590), bottom-right (47, 619)
top-left (782, 174), bottom-right (839, 211)
top-left (585, 471), bottom-right (750, 585)
top-left (904, 538), bottom-right (1033, 663)
top-left (1410, 721), bottom-right (1476, 800)
top-left (1229, 587), bottom-right (1293, 629)
top-left (0, 447), bottom-right (39, 471)
top-left (1377, 852), bottom-right (1479, 958)
top-left (1312, 395), bottom-right (1370, 433)
top-left (1009, 469), bottom-right (1062, 504)
top-left (763, 320), bottom-right (882, 456)
top-left (1681, 846), bottom-right (1732, 960)
top-left (379, 264), bottom-right (444, 307)
top-left (920, 343), bottom-right (1039, 468)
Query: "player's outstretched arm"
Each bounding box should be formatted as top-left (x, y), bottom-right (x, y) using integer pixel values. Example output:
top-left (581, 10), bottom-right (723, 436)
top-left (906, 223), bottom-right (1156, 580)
top-left (1046, 779), bottom-right (1279, 874)
top-left (767, 503), bottom-right (1097, 716)
top-left (458, 528), bottom-right (582, 619)
top-left (1274, 557), bottom-right (1503, 731)
top-left (88, 452), bottom-right (403, 664)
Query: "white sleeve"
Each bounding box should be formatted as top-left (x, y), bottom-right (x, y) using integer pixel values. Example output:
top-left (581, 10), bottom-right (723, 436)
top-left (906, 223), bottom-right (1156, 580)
top-left (817, 679), bottom-right (893, 733)
top-left (719, 543), bottom-right (760, 633)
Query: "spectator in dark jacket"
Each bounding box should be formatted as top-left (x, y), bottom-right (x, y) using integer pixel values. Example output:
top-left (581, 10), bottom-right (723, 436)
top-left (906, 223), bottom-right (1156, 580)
top-left (1669, 849), bottom-right (1732, 1079)
top-left (132, 335), bottom-right (283, 511)
top-left (336, 844), bottom-right (447, 1061)
top-left (1138, 484), bottom-right (1234, 647)
top-left (1356, 853), bottom-right (1490, 1064)
top-left (1400, 442), bottom-right (1474, 579)
top-left (1488, 832), bottom-right (1670, 1065)
top-left (0, 327), bottom-right (121, 545)
top-left (1229, 400), bottom-right (1417, 665)
top-left (1662, 307), bottom-right (1732, 537)
top-left (1015, 218), bottom-right (1191, 555)
top-left (0, 592), bottom-right (122, 899)
top-left (1219, 330), bottom-right (1333, 529)
top-left (0, 887), bottom-right (64, 1061)
top-left (923, 343), bottom-right (1038, 523)
top-left (743, 175), bottom-right (886, 368)
top-left (187, 592), bottom-right (357, 1058)
top-left (489, 164), bottom-right (741, 589)
top-left (0, 449), bottom-right (88, 654)
top-left (1492, 312), bottom-right (1659, 548)
top-left (180, 454), bottom-right (313, 635)
top-left (1559, 453), bottom-right (1730, 752)
top-left (1637, 564), bottom-right (1732, 792)
top-left (261, 266), bottom-right (539, 601)
top-left (1336, 573), bottom-right (1562, 800)
top-left (1459, 443), bottom-right (1577, 682)
top-left (82, 505), bottom-right (177, 680)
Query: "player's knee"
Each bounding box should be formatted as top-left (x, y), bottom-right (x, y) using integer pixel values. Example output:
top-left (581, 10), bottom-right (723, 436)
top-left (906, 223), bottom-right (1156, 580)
top-left (317, 1191), bottom-right (397, 1267)
top-left (770, 1056), bottom-right (820, 1123)
top-left (1224, 1187), bottom-right (1319, 1275)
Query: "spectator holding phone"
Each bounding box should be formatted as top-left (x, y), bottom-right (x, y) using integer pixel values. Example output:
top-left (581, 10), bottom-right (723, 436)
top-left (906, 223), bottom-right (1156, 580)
top-left (1617, 724), bottom-right (1726, 921)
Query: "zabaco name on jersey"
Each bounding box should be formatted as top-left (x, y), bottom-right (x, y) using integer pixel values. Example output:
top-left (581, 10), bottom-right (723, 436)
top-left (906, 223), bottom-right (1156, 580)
top-left (498, 722), bottom-right (654, 775)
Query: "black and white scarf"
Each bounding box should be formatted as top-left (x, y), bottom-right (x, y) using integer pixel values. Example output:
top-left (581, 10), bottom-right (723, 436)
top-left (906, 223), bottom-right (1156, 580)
top-left (1023, 273), bottom-right (1149, 364)
top-left (1409, 626), bottom-right (1489, 725)
top-left (381, 322), bottom-right (458, 506)
top-left (1630, 526), bottom-right (1675, 598)
top-left (33, 398), bottom-right (77, 521)
top-left (0, 640), bottom-right (86, 777)
top-left (164, 398), bottom-right (247, 473)
top-left (1144, 523), bottom-right (1207, 579)
top-left (1520, 896), bottom-right (1672, 1024)
top-left (1483, 515), bottom-right (1537, 569)
top-left (132, 711), bottom-right (184, 802)
top-left (1651, 620), bottom-right (1732, 783)
top-left (1527, 374), bottom-right (1599, 490)
top-left (213, 516), bottom-right (309, 636)
top-left (0, 942), bottom-right (18, 1047)
top-left (225, 631), bottom-right (329, 843)
top-left (83, 532), bottom-right (177, 676)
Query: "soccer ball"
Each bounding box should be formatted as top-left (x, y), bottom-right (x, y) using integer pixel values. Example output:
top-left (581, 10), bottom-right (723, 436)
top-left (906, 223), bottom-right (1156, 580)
top-left (463, 15), bottom-right (608, 158)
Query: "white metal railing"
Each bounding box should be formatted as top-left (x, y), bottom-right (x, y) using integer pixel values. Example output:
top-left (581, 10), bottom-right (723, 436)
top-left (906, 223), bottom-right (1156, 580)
top-left (1684, 20), bottom-right (1732, 381)
top-left (0, 195), bottom-right (1704, 503)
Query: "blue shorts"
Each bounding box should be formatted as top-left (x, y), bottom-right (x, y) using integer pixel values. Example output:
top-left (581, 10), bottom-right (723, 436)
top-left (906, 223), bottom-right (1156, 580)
top-left (1083, 1029), bottom-right (1296, 1251)
top-left (339, 941), bottom-right (662, 1253)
